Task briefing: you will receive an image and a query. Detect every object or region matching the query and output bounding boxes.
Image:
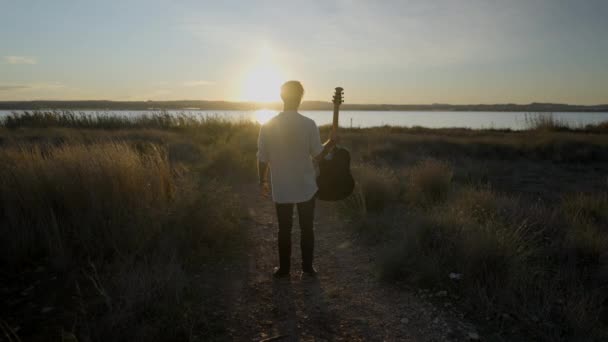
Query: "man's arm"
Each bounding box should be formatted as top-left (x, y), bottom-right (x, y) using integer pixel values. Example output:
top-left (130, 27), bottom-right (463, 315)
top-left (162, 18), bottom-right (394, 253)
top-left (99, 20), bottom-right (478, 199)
top-left (313, 138), bottom-right (338, 163)
top-left (258, 161), bottom-right (269, 184)
top-left (313, 127), bottom-right (339, 162)
top-left (257, 124), bottom-right (269, 184)
top-left (257, 125), bottom-right (271, 198)
top-left (257, 160), bottom-right (270, 198)
top-left (310, 120), bottom-right (339, 162)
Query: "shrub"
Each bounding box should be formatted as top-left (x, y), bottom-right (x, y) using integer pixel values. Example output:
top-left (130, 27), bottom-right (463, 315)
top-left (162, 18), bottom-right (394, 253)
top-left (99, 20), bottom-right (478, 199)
top-left (405, 159), bottom-right (453, 207)
top-left (378, 187), bottom-right (608, 340)
top-left (380, 188), bottom-right (532, 290)
top-left (200, 135), bottom-right (257, 181)
top-left (561, 192), bottom-right (608, 226)
top-left (560, 193), bottom-right (608, 283)
top-left (584, 120), bottom-right (608, 133)
top-left (445, 185), bottom-right (525, 225)
top-left (340, 164), bottom-right (400, 218)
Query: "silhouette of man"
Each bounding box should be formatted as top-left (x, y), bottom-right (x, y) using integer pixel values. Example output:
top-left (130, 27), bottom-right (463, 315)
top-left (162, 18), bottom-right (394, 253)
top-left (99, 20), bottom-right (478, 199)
top-left (257, 81), bottom-right (338, 278)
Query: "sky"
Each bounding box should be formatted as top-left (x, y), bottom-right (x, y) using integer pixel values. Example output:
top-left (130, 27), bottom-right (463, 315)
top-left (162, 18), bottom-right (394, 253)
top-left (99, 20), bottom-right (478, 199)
top-left (1, 0), bottom-right (607, 104)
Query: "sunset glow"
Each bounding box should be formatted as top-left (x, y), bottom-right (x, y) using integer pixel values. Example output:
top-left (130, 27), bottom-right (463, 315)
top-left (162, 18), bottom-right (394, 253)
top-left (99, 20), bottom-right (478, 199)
top-left (1, 1), bottom-right (607, 104)
top-left (253, 109), bottom-right (277, 124)
top-left (240, 45), bottom-right (286, 102)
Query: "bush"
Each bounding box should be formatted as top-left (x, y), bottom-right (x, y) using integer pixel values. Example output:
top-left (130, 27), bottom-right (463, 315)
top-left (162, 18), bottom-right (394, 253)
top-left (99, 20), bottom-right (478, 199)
top-left (381, 188), bottom-right (532, 289)
top-left (378, 186), bottom-right (608, 340)
top-left (584, 121), bottom-right (608, 133)
top-left (560, 193), bottom-right (608, 282)
top-left (561, 192), bottom-right (608, 226)
top-left (405, 159), bottom-right (453, 207)
top-left (340, 164), bottom-right (400, 218)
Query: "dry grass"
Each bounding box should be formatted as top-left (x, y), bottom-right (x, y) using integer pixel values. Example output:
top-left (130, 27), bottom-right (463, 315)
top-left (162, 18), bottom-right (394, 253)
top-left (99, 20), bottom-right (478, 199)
top-left (0, 143), bottom-right (173, 266)
top-left (585, 120), bottom-right (608, 133)
top-left (405, 159), bottom-right (453, 207)
top-left (341, 164), bottom-right (400, 217)
top-left (524, 113), bottom-right (571, 131)
top-left (1, 110), bottom-right (250, 130)
top-left (374, 183), bottom-right (608, 340)
top-left (336, 127), bottom-right (608, 340)
top-left (0, 141), bottom-right (241, 341)
top-left (2, 111), bottom-right (608, 341)
top-left (335, 125), bottom-right (608, 165)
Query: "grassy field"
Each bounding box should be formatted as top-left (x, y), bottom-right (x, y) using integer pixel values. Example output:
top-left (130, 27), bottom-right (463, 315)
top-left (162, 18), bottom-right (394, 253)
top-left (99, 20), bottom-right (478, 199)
top-left (0, 112), bottom-right (259, 341)
top-left (1, 111), bottom-right (607, 341)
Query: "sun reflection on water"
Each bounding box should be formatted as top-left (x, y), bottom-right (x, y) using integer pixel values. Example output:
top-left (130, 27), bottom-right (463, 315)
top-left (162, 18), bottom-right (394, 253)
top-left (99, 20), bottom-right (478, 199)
top-left (253, 109), bottom-right (278, 124)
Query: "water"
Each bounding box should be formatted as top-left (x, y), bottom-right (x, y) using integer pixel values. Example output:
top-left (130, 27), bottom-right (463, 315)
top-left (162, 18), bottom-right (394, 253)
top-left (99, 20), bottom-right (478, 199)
top-left (1, 110), bottom-right (607, 130)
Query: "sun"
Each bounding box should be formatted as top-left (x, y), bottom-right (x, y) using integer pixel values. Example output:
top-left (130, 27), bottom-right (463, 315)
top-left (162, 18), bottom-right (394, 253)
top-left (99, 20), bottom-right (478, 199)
top-left (242, 66), bottom-right (283, 102)
top-left (240, 44), bottom-right (285, 102)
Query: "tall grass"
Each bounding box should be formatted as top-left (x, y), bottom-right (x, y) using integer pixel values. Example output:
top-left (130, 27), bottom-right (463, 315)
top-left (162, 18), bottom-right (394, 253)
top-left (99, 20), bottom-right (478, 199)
top-left (405, 159), bottom-right (453, 206)
top-left (342, 164), bottom-right (400, 215)
top-left (585, 120), bottom-right (608, 133)
top-left (2, 110), bottom-right (608, 340)
top-left (375, 183), bottom-right (608, 340)
top-left (0, 142), bottom-right (241, 340)
top-left (524, 112), bottom-right (571, 131)
top-left (1, 110), bottom-right (256, 130)
top-left (341, 155), bottom-right (608, 340)
top-left (0, 143), bottom-right (172, 266)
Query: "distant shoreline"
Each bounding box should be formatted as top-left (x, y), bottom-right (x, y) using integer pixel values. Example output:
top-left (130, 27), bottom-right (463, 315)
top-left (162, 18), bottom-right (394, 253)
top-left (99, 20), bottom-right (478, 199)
top-left (1, 100), bottom-right (607, 112)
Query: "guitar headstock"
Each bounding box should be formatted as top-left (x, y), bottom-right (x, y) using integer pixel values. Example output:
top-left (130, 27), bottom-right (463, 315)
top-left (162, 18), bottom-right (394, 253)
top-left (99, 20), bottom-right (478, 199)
top-left (332, 87), bottom-right (344, 107)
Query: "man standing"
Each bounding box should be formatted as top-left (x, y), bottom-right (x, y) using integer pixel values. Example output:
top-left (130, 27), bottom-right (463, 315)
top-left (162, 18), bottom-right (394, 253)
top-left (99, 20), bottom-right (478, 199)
top-left (257, 81), bottom-right (338, 278)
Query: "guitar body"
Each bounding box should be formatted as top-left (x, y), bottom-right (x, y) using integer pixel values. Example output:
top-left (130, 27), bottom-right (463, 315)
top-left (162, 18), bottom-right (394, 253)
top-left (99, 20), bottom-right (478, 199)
top-left (316, 146), bottom-right (355, 201)
top-left (316, 87), bottom-right (355, 202)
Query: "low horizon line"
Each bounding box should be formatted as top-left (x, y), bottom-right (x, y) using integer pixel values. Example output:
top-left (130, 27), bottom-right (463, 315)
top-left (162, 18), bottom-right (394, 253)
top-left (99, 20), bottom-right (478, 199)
top-left (1, 99), bottom-right (607, 107)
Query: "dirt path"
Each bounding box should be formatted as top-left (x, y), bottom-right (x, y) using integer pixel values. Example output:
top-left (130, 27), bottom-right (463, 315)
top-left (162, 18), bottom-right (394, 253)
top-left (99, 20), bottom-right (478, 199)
top-left (226, 184), bottom-right (477, 342)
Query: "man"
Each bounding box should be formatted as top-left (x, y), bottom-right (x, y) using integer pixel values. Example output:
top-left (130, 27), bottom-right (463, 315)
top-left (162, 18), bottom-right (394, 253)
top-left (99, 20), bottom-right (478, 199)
top-left (257, 80), bottom-right (338, 278)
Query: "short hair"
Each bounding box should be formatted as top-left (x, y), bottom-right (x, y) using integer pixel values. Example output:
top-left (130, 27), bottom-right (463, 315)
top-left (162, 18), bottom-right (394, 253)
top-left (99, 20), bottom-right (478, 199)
top-left (280, 80), bottom-right (304, 105)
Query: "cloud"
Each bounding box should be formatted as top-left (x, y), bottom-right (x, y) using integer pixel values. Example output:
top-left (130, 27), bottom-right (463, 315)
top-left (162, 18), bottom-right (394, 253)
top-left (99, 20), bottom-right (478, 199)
top-left (31, 82), bottom-right (65, 90)
top-left (0, 82), bottom-right (76, 101)
top-left (182, 80), bottom-right (214, 87)
top-left (0, 82), bottom-right (64, 92)
top-left (4, 56), bottom-right (37, 64)
top-left (0, 84), bottom-right (30, 91)
top-left (180, 0), bottom-right (540, 70)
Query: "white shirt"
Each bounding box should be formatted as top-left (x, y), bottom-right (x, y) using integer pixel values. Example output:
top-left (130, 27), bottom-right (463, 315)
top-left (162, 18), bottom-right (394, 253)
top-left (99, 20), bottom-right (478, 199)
top-left (257, 111), bottom-right (324, 204)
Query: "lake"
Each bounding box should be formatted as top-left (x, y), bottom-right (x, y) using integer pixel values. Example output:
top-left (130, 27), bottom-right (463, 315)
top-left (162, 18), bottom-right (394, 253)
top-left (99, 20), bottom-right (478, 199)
top-left (1, 110), bottom-right (608, 130)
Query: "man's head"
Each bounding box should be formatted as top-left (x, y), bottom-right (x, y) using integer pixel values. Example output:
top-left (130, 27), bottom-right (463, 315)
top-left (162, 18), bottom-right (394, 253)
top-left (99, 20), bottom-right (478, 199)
top-left (280, 80), bottom-right (304, 110)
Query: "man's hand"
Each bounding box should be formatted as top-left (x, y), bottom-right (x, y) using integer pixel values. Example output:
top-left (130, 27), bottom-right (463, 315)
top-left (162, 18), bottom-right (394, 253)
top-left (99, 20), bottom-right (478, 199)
top-left (260, 181), bottom-right (271, 199)
top-left (314, 130), bottom-right (341, 163)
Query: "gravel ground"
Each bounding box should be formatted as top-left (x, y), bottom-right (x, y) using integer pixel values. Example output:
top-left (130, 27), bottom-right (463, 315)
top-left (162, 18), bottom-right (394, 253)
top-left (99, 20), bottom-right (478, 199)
top-left (225, 184), bottom-right (480, 342)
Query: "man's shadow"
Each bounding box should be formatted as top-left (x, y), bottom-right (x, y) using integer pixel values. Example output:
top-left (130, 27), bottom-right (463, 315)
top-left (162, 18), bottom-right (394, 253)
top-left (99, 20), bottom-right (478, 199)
top-left (271, 278), bottom-right (298, 340)
top-left (299, 276), bottom-right (336, 337)
top-left (271, 275), bottom-right (336, 340)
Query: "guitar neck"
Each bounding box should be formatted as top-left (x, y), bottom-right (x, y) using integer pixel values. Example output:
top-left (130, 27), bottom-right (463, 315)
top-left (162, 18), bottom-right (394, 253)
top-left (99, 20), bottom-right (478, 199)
top-left (331, 86), bottom-right (343, 133)
top-left (332, 105), bottom-right (340, 132)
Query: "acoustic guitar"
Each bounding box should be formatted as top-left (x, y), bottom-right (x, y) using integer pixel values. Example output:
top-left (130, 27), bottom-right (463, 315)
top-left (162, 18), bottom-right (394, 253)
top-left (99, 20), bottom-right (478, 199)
top-left (316, 87), bottom-right (355, 201)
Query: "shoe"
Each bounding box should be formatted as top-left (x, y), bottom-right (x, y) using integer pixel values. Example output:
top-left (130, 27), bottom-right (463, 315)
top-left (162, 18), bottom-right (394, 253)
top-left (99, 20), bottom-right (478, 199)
top-left (302, 266), bottom-right (317, 276)
top-left (273, 267), bottom-right (290, 279)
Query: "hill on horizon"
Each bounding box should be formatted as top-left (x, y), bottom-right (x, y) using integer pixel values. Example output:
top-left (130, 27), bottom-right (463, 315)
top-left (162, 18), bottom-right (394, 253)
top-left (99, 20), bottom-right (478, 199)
top-left (0, 100), bottom-right (607, 112)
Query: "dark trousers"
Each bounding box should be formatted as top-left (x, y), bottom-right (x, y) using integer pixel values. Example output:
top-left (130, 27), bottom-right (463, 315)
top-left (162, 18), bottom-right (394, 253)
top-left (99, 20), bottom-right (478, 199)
top-left (275, 196), bottom-right (315, 271)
